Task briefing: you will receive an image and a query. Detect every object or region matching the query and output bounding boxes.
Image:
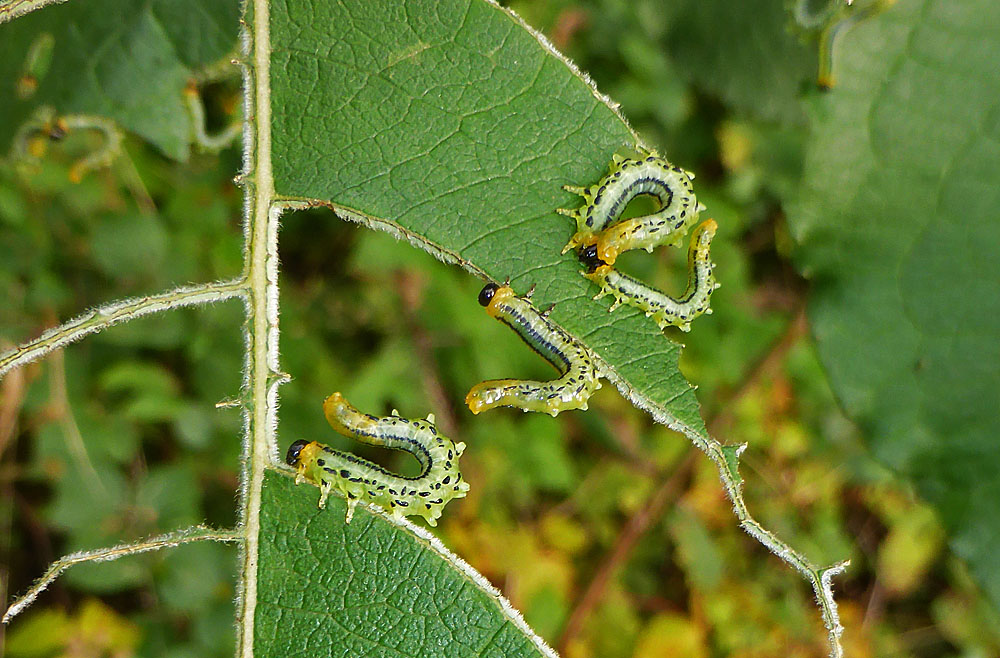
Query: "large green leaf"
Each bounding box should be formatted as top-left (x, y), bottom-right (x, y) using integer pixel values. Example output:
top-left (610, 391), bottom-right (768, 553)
top-left (0, 0), bottom-right (239, 159)
top-left (269, 0), bottom-right (704, 433)
top-left (257, 0), bottom-right (717, 651)
top-left (257, 472), bottom-right (552, 657)
top-left (790, 0), bottom-right (1000, 608)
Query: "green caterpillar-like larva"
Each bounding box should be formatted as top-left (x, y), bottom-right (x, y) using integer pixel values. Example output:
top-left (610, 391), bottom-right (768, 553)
top-left (465, 283), bottom-right (602, 417)
top-left (285, 392), bottom-right (469, 526)
top-left (579, 219), bottom-right (719, 332)
top-left (558, 151), bottom-right (704, 264)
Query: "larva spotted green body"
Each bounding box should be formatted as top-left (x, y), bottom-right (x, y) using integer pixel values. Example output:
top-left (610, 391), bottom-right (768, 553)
top-left (285, 392), bottom-right (469, 526)
top-left (465, 284), bottom-right (601, 417)
top-left (558, 151), bottom-right (704, 264)
top-left (580, 219), bottom-right (720, 332)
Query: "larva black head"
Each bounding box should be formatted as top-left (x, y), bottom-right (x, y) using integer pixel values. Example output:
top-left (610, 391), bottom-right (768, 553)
top-left (478, 283), bottom-right (500, 307)
top-left (577, 244), bottom-right (607, 273)
top-left (285, 440), bottom-right (310, 466)
top-left (48, 122), bottom-right (67, 141)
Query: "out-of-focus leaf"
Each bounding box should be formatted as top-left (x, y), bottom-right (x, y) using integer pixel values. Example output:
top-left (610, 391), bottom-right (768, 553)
top-left (790, 0), bottom-right (1000, 609)
top-left (136, 465), bottom-right (201, 529)
top-left (0, 0), bottom-right (240, 159)
top-left (4, 608), bottom-right (69, 657)
top-left (5, 600), bottom-right (140, 657)
top-left (90, 212), bottom-right (168, 279)
top-left (878, 503), bottom-right (943, 596)
top-left (633, 612), bottom-right (706, 658)
top-left (667, 0), bottom-right (816, 123)
top-left (98, 361), bottom-right (183, 422)
top-left (515, 414), bottom-right (576, 495)
top-left (670, 506), bottom-right (724, 591)
top-left (158, 541), bottom-right (235, 613)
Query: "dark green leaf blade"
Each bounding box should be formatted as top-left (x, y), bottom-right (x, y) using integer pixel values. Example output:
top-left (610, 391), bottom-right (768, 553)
top-left (256, 471), bottom-right (553, 657)
top-left (790, 0), bottom-right (1000, 608)
top-left (269, 0), bottom-right (705, 434)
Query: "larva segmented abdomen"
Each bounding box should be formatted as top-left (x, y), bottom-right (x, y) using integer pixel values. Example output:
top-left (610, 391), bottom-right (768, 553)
top-left (558, 152), bottom-right (703, 263)
top-left (465, 283), bottom-right (601, 417)
top-left (581, 219), bottom-right (719, 332)
top-left (286, 392), bottom-right (469, 527)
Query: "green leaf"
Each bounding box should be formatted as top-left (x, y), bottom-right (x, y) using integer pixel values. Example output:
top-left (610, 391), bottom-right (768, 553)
top-left (667, 0), bottom-right (816, 123)
top-left (790, 0), bottom-right (1000, 609)
top-left (720, 443), bottom-right (744, 488)
top-left (0, 0), bottom-right (239, 159)
top-left (256, 471), bottom-right (553, 657)
top-left (268, 0), bottom-right (705, 435)
top-left (252, 1), bottom-right (849, 652)
top-left (91, 212), bottom-right (169, 279)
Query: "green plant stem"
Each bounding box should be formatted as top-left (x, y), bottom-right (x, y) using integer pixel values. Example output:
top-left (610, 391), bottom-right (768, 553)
top-left (235, 0), bottom-right (276, 653)
top-left (0, 279), bottom-right (247, 381)
top-left (3, 525), bottom-right (239, 624)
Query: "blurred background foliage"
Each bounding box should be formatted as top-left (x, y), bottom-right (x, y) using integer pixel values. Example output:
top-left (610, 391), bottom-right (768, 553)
top-left (2, 0), bottom-right (999, 656)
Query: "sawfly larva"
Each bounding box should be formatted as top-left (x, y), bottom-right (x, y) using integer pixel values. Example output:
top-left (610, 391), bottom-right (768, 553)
top-left (466, 283), bottom-right (601, 416)
top-left (286, 392), bottom-right (469, 526)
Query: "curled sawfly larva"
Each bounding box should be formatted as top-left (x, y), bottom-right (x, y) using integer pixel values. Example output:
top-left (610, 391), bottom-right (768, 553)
top-left (13, 109), bottom-right (122, 182)
top-left (558, 151), bottom-right (704, 264)
top-left (16, 32), bottom-right (54, 100)
top-left (466, 283), bottom-right (601, 417)
top-left (806, 0), bottom-right (896, 89)
top-left (286, 392), bottom-right (469, 526)
top-left (580, 219), bottom-right (719, 332)
top-left (183, 79), bottom-right (242, 151)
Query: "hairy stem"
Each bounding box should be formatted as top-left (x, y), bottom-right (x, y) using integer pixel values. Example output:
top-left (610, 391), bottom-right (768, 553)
top-left (235, 1), bottom-right (280, 654)
top-left (0, 0), bottom-right (71, 25)
top-left (0, 279), bottom-right (247, 381)
top-left (598, 359), bottom-right (849, 658)
top-left (3, 525), bottom-right (239, 624)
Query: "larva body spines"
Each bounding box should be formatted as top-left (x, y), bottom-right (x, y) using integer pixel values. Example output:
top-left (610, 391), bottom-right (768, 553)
top-left (466, 284), bottom-right (602, 416)
top-left (560, 153), bottom-right (700, 261)
top-left (287, 394), bottom-right (469, 527)
top-left (562, 183), bottom-right (588, 196)
top-left (583, 219), bottom-right (719, 332)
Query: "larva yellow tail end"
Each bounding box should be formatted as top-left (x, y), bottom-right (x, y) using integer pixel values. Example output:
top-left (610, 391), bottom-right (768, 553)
top-left (68, 165), bottom-right (84, 184)
top-left (464, 388), bottom-right (486, 415)
top-left (323, 391), bottom-right (348, 418)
